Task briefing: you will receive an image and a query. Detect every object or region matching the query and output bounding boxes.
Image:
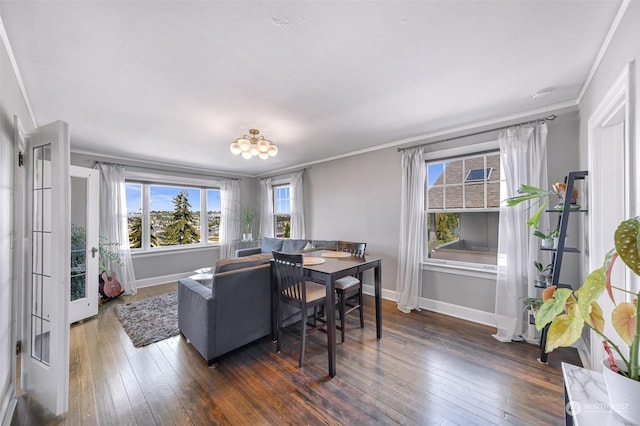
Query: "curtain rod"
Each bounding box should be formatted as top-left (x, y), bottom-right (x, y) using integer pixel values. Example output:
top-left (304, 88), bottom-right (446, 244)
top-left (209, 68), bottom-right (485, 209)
top-left (259, 167), bottom-right (308, 181)
top-left (93, 161), bottom-right (240, 181)
top-left (397, 114), bottom-right (557, 153)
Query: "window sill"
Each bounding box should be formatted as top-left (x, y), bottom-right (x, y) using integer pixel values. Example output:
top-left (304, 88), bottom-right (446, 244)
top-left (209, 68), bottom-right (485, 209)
top-left (421, 259), bottom-right (497, 280)
top-left (131, 244), bottom-right (219, 258)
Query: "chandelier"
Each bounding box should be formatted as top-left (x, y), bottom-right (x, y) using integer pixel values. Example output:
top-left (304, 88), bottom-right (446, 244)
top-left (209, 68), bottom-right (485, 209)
top-left (229, 128), bottom-right (278, 160)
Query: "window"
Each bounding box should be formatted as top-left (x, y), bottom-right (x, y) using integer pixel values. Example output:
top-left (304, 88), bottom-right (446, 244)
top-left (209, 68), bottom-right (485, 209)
top-left (425, 150), bottom-right (501, 265)
top-left (125, 180), bottom-right (221, 250)
top-left (273, 184), bottom-right (291, 238)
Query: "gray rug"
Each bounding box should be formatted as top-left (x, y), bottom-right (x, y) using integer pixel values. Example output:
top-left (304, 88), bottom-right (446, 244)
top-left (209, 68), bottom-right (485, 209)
top-left (114, 292), bottom-right (179, 347)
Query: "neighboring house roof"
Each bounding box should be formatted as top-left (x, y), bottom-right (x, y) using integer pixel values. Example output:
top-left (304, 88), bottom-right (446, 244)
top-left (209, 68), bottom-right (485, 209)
top-left (428, 153), bottom-right (501, 209)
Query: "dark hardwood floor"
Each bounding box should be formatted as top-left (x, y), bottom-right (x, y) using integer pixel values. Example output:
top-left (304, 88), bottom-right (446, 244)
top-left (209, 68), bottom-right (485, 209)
top-left (12, 283), bottom-right (581, 425)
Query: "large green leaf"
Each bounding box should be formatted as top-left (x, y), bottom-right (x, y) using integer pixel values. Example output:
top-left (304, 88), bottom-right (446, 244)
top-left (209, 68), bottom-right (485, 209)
top-left (504, 185), bottom-right (554, 207)
top-left (614, 217), bottom-right (640, 277)
top-left (526, 200), bottom-right (550, 229)
top-left (578, 268), bottom-right (606, 324)
top-left (545, 304), bottom-right (584, 352)
top-left (535, 288), bottom-right (573, 330)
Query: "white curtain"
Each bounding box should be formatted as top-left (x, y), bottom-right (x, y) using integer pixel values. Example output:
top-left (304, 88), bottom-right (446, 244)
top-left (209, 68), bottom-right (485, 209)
top-left (493, 123), bottom-right (549, 342)
top-left (290, 170), bottom-right (306, 239)
top-left (219, 179), bottom-right (240, 259)
top-left (396, 147), bottom-right (426, 313)
top-left (259, 178), bottom-right (274, 238)
top-left (97, 164), bottom-right (137, 295)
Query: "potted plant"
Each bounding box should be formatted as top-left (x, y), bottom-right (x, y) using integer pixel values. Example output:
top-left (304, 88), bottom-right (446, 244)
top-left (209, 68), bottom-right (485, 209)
top-left (533, 227), bottom-right (558, 249)
top-left (522, 296), bottom-right (544, 318)
top-left (533, 260), bottom-right (553, 286)
top-left (535, 217), bottom-right (640, 423)
top-left (240, 207), bottom-right (254, 241)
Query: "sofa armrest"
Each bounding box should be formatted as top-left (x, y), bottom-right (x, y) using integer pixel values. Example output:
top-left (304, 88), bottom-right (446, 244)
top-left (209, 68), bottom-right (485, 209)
top-left (177, 278), bottom-right (216, 362)
top-left (235, 247), bottom-right (261, 257)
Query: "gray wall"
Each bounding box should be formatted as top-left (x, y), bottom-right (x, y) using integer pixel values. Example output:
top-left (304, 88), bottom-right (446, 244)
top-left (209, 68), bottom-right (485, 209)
top-left (304, 148), bottom-right (402, 292)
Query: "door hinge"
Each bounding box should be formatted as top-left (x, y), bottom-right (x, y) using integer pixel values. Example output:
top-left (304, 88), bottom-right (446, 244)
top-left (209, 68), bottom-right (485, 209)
top-left (16, 340), bottom-right (22, 356)
top-left (18, 151), bottom-right (24, 167)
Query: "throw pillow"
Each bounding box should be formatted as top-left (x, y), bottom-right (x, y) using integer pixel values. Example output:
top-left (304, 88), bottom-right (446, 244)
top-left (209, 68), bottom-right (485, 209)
top-left (282, 239), bottom-right (309, 253)
top-left (261, 237), bottom-right (283, 253)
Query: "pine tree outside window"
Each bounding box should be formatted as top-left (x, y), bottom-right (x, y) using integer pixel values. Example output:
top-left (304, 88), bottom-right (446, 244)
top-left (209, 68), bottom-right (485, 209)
top-left (125, 181), bottom-right (221, 250)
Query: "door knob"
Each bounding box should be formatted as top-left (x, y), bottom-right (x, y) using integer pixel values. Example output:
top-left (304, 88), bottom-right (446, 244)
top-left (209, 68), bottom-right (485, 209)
top-left (91, 247), bottom-right (98, 258)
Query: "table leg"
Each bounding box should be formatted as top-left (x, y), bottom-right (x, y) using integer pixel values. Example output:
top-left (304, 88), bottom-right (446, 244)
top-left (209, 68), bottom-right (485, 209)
top-left (373, 261), bottom-right (382, 339)
top-left (325, 276), bottom-right (336, 377)
top-left (271, 264), bottom-right (278, 342)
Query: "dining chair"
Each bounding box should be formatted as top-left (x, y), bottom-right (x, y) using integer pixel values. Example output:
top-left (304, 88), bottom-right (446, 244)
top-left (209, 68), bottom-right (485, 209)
top-left (272, 251), bottom-right (328, 367)
top-left (335, 241), bottom-right (366, 342)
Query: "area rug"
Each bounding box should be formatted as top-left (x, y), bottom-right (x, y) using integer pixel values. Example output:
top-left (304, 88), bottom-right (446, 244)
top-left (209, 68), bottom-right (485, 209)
top-left (114, 292), bottom-right (179, 347)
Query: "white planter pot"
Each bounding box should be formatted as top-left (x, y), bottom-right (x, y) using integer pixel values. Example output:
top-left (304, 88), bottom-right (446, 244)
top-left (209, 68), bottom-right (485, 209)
top-left (601, 359), bottom-right (640, 423)
top-left (541, 238), bottom-right (554, 249)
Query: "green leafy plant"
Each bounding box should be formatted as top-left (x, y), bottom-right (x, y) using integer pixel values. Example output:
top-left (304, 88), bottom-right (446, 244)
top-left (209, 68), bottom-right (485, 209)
top-left (522, 297), bottom-right (544, 312)
top-left (533, 227), bottom-right (559, 240)
top-left (240, 206), bottom-right (254, 235)
top-left (534, 261), bottom-right (553, 280)
top-left (505, 184), bottom-right (562, 229)
top-left (99, 236), bottom-right (123, 273)
top-left (535, 217), bottom-right (640, 380)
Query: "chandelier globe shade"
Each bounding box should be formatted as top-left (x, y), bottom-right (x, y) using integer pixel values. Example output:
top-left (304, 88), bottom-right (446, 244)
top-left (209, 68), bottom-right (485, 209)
top-left (230, 128), bottom-right (278, 159)
top-left (229, 142), bottom-right (241, 155)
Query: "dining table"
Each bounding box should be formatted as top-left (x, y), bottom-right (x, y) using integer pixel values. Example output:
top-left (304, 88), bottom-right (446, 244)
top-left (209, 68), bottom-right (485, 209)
top-left (271, 249), bottom-right (383, 378)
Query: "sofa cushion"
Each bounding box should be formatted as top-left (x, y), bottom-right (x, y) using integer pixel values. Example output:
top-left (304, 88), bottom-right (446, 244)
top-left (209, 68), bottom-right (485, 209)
top-left (261, 237), bottom-right (283, 253)
top-left (215, 253), bottom-right (272, 273)
top-left (311, 240), bottom-right (339, 250)
top-left (282, 239), bottom-right (309, 253)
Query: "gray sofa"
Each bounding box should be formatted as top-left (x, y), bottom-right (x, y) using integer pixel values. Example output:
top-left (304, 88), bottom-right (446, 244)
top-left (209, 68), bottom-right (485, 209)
top-left (177, 254), bottom-right (274, 365)
top-left (235, 237), bottom-right (338, 257)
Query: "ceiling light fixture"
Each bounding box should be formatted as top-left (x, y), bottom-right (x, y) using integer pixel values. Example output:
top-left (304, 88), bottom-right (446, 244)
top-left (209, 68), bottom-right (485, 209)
top-left (229, 128), bottom-right (278, 160)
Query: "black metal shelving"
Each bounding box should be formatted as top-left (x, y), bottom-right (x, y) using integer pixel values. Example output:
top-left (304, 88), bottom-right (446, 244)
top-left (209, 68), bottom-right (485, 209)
top-left (538, 170), bottom-right (588, 364)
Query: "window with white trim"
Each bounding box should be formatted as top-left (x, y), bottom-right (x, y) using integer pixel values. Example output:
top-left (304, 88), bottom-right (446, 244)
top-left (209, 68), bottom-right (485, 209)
top-left (425, 150), bottom-right (502, 265)
top-left (125, 181), bottom-right (221, 250)
top-left (273, 184), bottom-right (291, 238)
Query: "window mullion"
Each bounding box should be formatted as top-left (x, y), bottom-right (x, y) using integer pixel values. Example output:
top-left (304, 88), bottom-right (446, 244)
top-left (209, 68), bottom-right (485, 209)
top-left (142, 183), bottom-right (150, 249)
top-left (201, 189), bottom-right (208, 244)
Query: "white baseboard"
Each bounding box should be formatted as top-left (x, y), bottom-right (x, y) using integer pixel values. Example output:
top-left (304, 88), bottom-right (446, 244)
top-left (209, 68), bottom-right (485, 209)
top-left (419, 297), bottom-right (496, 327)
top-left (135, 272), bottom-right (193, 288)
top-left (362, 284), bottom-right (398, 302)
top-left (1, 397), bottom-right (16, 426)
top-left (363, 285), bottom-right (495, 327)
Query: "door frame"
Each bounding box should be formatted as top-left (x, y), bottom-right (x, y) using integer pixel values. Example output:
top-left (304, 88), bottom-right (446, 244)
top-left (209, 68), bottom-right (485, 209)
top-left (587, 61), bottom-right (636, 370)
top-left (69, 166), bottom-right (100, 323)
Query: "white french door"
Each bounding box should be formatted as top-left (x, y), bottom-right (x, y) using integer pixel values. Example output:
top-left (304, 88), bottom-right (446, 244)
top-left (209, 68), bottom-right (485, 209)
top-left (69, 166), bottom-right (99, 323)
top-left (20, 120), bottom-right (70, 415)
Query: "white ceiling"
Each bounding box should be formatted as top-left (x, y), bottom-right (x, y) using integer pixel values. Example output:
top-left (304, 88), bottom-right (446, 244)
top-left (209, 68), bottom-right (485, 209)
top-left (0, 1), bottom-right (623, 176)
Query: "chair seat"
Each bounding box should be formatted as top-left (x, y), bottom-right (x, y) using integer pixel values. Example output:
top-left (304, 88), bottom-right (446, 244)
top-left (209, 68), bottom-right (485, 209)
top-left (304, 282), bottom-right (328, 303)
top-left (335, 275), bottom-right (360, 290)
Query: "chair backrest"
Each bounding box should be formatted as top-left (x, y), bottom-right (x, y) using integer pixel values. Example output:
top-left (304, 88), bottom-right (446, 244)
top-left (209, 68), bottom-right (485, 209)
top-left (337, 241), bottom-right (366, 257)
top-left (272, 251), bottom-right (306, 302)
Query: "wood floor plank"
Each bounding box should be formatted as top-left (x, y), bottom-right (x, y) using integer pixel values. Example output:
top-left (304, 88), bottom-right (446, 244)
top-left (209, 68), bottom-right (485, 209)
top-left (12, 286), bottom-right (581, 425)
